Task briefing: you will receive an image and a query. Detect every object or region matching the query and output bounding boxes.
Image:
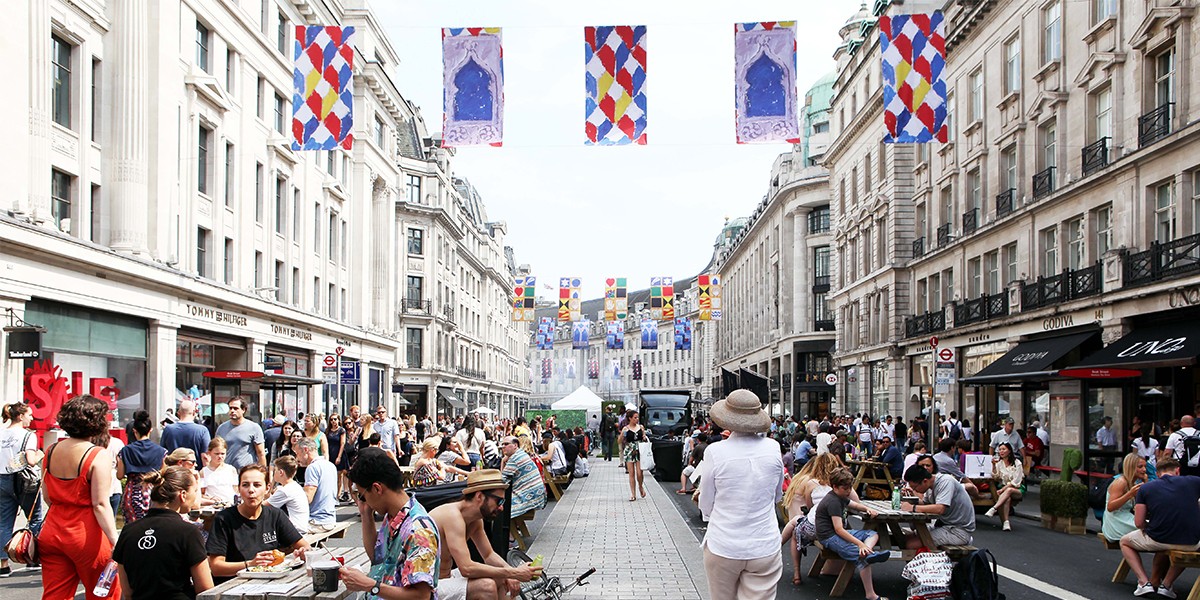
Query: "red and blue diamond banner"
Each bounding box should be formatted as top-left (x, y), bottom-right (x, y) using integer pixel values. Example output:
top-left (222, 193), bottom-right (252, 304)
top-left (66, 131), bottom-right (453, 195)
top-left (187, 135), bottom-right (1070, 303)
top-left (880, 12), bottom-right (948, 143)
top-left (585, 26), bottom-right (647, 145)
top-left (674, 318), bottom-right (692, 351)
top-left (606, 321), bottom-right (625, 350)
top-left (536, 317), bottom-right (555, 351)
top-left (292, 26), bottom-right (355, 150)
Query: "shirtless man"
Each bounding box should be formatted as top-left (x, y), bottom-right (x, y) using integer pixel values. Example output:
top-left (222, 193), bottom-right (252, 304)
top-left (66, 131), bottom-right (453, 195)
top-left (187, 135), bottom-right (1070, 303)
top-left (428, 470), bottom-right (541, 599)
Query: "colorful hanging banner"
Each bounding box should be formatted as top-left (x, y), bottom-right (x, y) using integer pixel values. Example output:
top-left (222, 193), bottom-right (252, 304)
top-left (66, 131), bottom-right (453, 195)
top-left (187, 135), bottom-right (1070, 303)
top-left (585, 26), bottom-right (648, 145)
top-left (610, 358), bottom-right (621, 379)
top-left (650, 277), bottom-right (674, 321)
top-left (674, 317), bottom-right (693, 351)
top-left (587, 358), bottom-right (599, 379)
top-left (540, 358), bottom-right (551, 383)
top-left (572, 320), bottom-right (591, 350)
top-left (606, 321), bottom-right (625, 350)
top-left (698, 274), bottom-right (723, 321)
top-left (442, 28), bottom-right (504, 147)
top-left (880, 12), bottom-right (948, 143)
top-left (632, 358), bottom-right (642, 380)
top-left (604, 277), bottom-right (628, 321)
top-left (733, 22), bottom-right (800, 144)
top-left (640, 319), bottom-right (659, 350)
top-left (536, 318), bottom-right (555, 350)
top-left (511, 276), bottom-right (536, 322)
top-left (292, 25), bottom-right (356, 151)
top-left (558, 277), bottom-right (582, 322)
top-left (565, 357), bottom-right (578, 380)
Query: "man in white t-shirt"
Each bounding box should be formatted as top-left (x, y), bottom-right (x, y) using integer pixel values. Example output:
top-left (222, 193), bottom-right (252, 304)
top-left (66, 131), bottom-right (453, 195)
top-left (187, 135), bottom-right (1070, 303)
top-left (1166, 415), bottom-right (1200, 476)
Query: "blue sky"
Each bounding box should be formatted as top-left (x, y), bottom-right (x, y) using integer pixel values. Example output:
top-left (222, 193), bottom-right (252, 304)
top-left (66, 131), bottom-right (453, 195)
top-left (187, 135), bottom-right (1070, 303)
top-left (374, 0), bottom-right (859, 300)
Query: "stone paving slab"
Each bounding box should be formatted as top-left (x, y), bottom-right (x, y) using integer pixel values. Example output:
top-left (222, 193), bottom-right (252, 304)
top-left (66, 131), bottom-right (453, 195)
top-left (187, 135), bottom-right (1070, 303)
top-left (529, 458), bottom-right (709, 600)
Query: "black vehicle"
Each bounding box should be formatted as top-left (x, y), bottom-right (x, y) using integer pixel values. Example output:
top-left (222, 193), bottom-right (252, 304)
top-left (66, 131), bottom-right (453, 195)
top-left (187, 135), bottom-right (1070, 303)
top-left (639, 388), bottom-right (692, 438)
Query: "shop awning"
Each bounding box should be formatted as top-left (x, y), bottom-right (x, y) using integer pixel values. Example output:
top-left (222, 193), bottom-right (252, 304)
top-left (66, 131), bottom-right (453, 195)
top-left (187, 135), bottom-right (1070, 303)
top-left (1066, 321), bottom-right (1200, 371)
top-left (259, 373), bottom-right (325, 390)
top-left (437, 387), bottom-right (466, 410)
top-left (961, 331), bottom-right (1097, 384)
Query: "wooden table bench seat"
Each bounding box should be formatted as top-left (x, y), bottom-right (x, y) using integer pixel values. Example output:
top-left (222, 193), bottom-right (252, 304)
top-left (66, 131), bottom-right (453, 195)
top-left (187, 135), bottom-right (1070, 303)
top-left (510, 510), bottom-right (535, 551)
top-left (303, 520), bottom-right (354, 547)
top-left (937, 544), bottom-right (977, 560)
top-left (1169, 551), bottom-right (1200, 600)
top-left (199, 547), bottom-right (370, 600)
top-left (1098, 533), bottom-right (1132, 583)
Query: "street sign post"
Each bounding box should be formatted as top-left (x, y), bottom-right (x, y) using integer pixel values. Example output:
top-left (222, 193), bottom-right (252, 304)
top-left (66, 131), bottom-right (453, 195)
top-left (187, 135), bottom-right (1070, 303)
top-left (339, 359), bottom-right (361, 385)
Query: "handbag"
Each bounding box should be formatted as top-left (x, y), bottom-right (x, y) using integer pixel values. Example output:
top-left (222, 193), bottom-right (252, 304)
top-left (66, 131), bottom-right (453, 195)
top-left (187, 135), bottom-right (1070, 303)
top-left (14, 432), bottom-right (41, 488)
top-left (638, 441), bottom-right (655, 471)
top-left (5, 475), bottom-right (41, 566)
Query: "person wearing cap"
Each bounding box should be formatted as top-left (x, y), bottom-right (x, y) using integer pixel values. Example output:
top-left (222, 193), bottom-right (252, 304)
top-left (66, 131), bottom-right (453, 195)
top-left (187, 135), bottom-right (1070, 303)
top-left (428, 470), bottom-right (542, 600)
top-left (829, 429), bottom-right (850, 464)
top-left (699, 390), bottom-right (784, 599)
top-left (161, 400), bottom-right (211, 470)
top-left (262, 412), bottom-right (287, 459)
top-left (871, 435), bottom-right (904, 480)
top-left (989, 417), bottom-right (1025, 462)
top-left (340, 447), bottom-right (439, 600)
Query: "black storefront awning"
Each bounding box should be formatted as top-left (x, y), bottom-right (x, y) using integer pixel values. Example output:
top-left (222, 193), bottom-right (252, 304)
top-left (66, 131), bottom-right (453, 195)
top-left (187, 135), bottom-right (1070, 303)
top-left (1067, 321), bottom-right (1200, 371)
top-left (437, 387), bottom-right (466, 410)
top-left (961, 331), bottom-right (1097, 384)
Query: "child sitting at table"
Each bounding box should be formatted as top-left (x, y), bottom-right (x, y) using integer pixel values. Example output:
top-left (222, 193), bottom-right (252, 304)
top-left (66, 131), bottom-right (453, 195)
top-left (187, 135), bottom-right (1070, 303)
top-left (813, 467), bottom-right (891, 600)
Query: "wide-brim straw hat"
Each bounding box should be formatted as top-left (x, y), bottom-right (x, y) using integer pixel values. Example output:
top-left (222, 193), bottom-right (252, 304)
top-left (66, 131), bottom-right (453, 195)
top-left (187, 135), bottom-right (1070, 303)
top-left (462, 469), bottom-right (508, 496)
top-left (709, 389), bottom-right (770, 433)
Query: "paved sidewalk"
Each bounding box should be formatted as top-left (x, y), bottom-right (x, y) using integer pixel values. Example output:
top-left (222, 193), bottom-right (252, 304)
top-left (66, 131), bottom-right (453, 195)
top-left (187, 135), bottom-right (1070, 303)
top-left (529, 459), bottom-right (709, 600)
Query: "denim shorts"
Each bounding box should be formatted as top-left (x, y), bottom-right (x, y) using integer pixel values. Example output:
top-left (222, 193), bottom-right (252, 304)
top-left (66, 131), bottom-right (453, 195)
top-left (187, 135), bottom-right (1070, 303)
top-left (822, 529), bottom-right (876, 570)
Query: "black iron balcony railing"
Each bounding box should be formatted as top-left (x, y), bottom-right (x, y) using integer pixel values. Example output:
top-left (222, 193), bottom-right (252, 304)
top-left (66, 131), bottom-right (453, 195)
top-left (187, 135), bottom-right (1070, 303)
top-left (1032, 166), bottom-right (1056, 200)
top-left (1138, 103), bottom-right (1174, 147)
top-left (455, 367), bottom-right (487, 380)
top-left (954, 291), bottom-right (1009, 327)
top-left (913, 237), bottom-right (926, 259)
top-left (996, 188), bottom-right (1015, 219)
top-left (962, 208), bottom-right (980, 236)
top-left (904, 310), bottom-right (946, 338)
top-left (401, 297), bottom-right (432, 313)
top-left (442, 304), bottom-right (455, 323)
top-left (1123, 232), bottom-right (1200, 288)
top-left (936, 223), bottom-right (952, 247)
top-left (814, 319), bottom-right (836, 332)
top-left (1021, 262), bottom-right (1102, 310)
top-left (1081, 137), bottom-right (1110, 176)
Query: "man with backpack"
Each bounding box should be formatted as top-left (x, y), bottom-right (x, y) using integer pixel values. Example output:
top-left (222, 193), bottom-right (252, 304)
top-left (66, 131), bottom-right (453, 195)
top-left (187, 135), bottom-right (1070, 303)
top-left (942, 411), bottom-right (964, 442)
top-left (1118, 458), bottom-right (1200, 597)
top-left (1166, 415), bottom-right (1200, 477)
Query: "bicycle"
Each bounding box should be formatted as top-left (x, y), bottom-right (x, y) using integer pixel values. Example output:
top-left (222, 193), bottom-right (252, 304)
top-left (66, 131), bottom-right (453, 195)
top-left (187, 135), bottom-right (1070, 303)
top-left (505, 549), bottom-right (595, 600)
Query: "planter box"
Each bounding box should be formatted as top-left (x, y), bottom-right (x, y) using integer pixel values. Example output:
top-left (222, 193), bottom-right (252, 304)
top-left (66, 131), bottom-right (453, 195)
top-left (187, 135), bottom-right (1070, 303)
top-left (1041, 514), bottom-right (1087, 535)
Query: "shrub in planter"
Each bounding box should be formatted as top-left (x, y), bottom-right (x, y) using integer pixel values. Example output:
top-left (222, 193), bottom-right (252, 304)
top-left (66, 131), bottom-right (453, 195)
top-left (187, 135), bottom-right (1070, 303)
top-left (1040, 480), bottom-right (1088, 517)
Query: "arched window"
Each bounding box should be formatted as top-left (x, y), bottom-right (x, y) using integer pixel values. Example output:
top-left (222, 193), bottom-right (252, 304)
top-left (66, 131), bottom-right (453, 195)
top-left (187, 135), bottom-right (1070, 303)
top-left (745, 53), bottom-right (786, 117)
top-left (453, 58), bottom-right (493, 121)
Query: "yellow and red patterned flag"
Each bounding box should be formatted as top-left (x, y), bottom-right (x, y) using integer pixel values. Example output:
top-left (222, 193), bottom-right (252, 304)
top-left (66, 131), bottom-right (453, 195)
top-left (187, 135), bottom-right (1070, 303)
top-left (698, 274), bottom-right (723, 321)
top-left (650, 276), bottom-right (674, 321)
top-left (558, 277), bottom-right (581, 322)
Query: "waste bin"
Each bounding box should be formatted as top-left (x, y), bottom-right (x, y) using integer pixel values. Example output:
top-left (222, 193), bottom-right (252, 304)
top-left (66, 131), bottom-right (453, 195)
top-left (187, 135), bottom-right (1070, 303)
top-left (651, 439), bottom-right (684, 482)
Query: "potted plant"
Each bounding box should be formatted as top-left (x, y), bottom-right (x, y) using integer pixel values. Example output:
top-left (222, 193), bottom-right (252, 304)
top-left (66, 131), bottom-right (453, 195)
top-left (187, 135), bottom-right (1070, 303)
top-left (1039, 479), bottom-right (1088, 534)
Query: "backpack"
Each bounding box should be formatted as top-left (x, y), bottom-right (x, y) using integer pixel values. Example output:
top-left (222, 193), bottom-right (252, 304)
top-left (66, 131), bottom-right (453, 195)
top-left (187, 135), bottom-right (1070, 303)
top-left (948, 419), bottom-right (962, 441)
top-left (1182, 429), bottom-right (1200, 468)
top-left (951, 549), bottom-right (1005, 600)
top-left (1088, 477), bottom-right (1112, 511)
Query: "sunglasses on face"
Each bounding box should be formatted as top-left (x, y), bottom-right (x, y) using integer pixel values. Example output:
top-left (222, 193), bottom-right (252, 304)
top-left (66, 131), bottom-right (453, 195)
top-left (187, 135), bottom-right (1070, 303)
top-left (485, 493), bottom-right (505, 504)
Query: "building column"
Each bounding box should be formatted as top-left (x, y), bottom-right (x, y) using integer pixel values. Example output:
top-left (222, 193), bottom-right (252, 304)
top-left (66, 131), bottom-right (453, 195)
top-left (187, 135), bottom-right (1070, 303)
top-left (107, 0), bottom-right (150, 254)
top-left (26, 0), bottom-right (51, 223)
top-left (791, 208), bottom-right (811, 332)
top-left (371, 177), bottom-right (392, 329)
top-left (147, 320), bottom-right (180, 434)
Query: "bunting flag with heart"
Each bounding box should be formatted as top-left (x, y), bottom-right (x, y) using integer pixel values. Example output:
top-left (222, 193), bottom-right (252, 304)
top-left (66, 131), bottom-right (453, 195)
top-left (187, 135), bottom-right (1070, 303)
top-left (697, 274), bottom-right (723, 320)
top-left (443, 27), bottom-right (504, 147)
top-left (734, 22), bottom-right (800, 144)
top-left (604, 277), bottom-right (628, 321)
top-left (512, 276), bottom-right (536, 322)
top-left (292, 25), bottom-right (356, 150)
top-left (585, 25), bottom-right (647, 145)
top-left (880, 12), bottom-right (948, 143)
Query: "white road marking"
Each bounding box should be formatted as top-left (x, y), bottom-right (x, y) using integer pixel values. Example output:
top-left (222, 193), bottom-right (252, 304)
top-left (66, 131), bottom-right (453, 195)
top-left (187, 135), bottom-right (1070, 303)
top-left (997, 565), bottom-right (1093, 600)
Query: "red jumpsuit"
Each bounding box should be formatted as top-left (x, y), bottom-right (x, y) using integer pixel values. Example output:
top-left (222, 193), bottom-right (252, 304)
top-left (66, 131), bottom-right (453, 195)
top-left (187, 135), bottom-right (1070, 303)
top-left (39, 445), bottom-right (119, 600)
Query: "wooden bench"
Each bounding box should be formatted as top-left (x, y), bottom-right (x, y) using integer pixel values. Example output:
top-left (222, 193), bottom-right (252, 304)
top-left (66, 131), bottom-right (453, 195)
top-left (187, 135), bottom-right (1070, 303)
top-left (510, 509), bottom-right (535, 551)
top-left (1169, 551), bottom-right (1200, 600)
top-left (544, 471), bottom-right (567, 501)
top-left (939, 544), bottom-right (977, 560)
top-left (303, 520), bottom-right (354, 546)
top-left (808, 545), bottom-right (856, 597)
top-left (1099, 533), bottom-right (1131, 583)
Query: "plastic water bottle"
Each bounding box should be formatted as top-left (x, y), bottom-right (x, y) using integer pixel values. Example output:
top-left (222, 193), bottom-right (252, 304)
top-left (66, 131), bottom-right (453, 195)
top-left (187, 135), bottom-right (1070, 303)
top-left (93, 561), bottom-right (119, 597)
top-left (531, 554), bottom-right (543, 567)
top-left (891, 485), bottom-right (902, 511)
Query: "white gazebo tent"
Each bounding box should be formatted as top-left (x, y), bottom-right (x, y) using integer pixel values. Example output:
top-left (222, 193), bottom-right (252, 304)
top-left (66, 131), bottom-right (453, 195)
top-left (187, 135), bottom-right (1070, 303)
top-left (551, 386), bottom-right (605, 428)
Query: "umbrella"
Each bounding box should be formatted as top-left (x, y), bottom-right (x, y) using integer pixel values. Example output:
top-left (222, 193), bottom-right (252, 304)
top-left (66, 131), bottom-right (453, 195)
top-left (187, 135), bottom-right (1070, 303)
top-left (472, 406), bottom-right (496, 415)
top-left (625, 402), bottom-right (637, 411)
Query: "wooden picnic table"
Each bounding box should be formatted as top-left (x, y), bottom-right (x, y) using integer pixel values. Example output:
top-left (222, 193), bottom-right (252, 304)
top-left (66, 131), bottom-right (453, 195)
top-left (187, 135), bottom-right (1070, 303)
top-left (846, 458), bottom-right (895, 490)
top-left (810, 499), bottom-right (939, 597)
top-left (198, 547), bottom-right (371, 600)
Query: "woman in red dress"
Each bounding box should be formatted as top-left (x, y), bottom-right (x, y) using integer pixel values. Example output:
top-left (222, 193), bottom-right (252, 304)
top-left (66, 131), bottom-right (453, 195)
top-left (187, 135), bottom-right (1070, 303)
top-left (40, 395), bottom-right (120, 600)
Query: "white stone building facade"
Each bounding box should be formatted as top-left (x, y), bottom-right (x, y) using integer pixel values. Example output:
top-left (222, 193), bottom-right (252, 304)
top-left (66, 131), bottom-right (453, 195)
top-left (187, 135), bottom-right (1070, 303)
top-left (0, 0), bottom-right (528, 433)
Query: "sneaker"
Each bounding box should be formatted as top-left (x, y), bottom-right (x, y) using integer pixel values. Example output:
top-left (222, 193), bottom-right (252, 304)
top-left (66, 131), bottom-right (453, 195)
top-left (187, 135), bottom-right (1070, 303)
top-left (25, 563), bottom-right (41, 572)
top-left (0, 566), bottom-right (10, 578)
top-left (866, 550), bottom-right (891, 565)
top-left (1134, 582), bottom-right (1157, 597)
top-left (1158, 586), bottom-right (1177, 599)
top-left (1002, 520), bottom-right (1012, 531)
top-left (984, 507), bottom-right (997, 518)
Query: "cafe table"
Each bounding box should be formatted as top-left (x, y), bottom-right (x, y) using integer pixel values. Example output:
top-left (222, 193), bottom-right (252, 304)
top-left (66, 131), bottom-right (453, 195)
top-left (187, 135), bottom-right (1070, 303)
top-left (809, 499), bottom-right (940, 597)
top-left (198, 547), bottom-right (371, 600)
top-left (846, 458), bottom-right (896, 490)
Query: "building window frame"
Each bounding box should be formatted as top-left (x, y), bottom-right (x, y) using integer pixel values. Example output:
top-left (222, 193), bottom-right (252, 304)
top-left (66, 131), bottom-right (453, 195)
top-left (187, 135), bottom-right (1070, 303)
top-left (1004, 37), bottom-right (1021, 94)
top-left (197, 227), bottom-right (211, 277)
top-left (51, 169), bottom-right (72, 233)
top-left (52, 34), bottom-right (73, 129)
top-left (1043, 1), bottom-right (1062, 64)
top-left (1041, 226), bottom-right (1059, 276)
top-left (1156, 180), bottom-right (1177, 242)
top-left (407, 228), bottom-right (424, 256)
top-left (197, 124), bottom-right (211, 195)
top-left (196, 21), bottom-right (210, 72)
top-left (1067, 216), bottom-right (1086, 269)
top-left (969, 68), bottom-right (984, 122)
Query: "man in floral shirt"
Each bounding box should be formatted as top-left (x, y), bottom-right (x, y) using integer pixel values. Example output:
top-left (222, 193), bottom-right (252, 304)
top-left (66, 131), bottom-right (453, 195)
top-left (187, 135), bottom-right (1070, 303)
top-left (342, 447), bottom-right (440, 599)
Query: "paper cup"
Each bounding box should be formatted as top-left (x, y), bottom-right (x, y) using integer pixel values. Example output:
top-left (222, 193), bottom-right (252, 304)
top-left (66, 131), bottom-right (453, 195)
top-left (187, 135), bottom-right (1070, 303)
top-left (311, 561), bottom-right (341, 592)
